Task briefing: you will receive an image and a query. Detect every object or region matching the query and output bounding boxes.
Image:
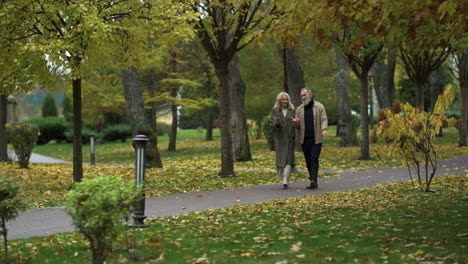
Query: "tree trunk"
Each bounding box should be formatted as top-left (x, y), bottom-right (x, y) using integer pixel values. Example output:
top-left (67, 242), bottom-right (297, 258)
top-left (415, 79), bottom-right (425, 110)
top-left (335, 48), bottom-right (358, 147)
top-left (168, 50), bottom-right (178, 151)
top-left (215, 61), bottom-right (235, 176)
top-left (228, 54), bottom-right (252, 162)
top-left (429, 67), bottom-right (444, 112)
top-left (430, 66), bottom-right (443, 143)
top-left (121, 66), bottom-right (162, 168)
top-left (205, 76), bottom-right (214, 141)
top-left (459, 53), bottom-right (468, 147)
top-left (1, 218), bottom-right (9, 262)
top-left (279, 46), bottom-right (304, 107)
top-left (72, 78), bottom-right (83, 182)
top-left (359, 76), bottom-right (371, 160)
top-left (168, 87), bottom-right (178, 151)
top-left (371, 52), bottom-right (396, 109)
top-left (0, 93), bottom-right (8, 161)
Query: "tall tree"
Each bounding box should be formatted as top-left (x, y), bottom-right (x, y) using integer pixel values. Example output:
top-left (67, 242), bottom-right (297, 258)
top-left (241, 41), bottom-right (282, 140)
top-left (399, 45), bottom-right (450, 110)
top-left (371, 50), bottom-right (396, 109)
top-left (0, 94), bottom-right (8, 161)
top-left (429, 67), bottom-right (444, 112)
top-left (453, 53), bottom-right (467, 147)
top-left (381, 0), bottom-right (465, 110)
top-left (3, 0), bottom-right (193, 178)
top-left (0, 16), bottom-right (52, 161)
top-left (121, 67), bottom-right (162, 167)
top-left (335, 47), bottom-right (358, 147)
top-left (312, 1), bottom-right (384, 160)
top-left (191, 0), bottom-right (280, 176)
top-left (174, 40), bottom-right (218, 141)
top-left (228, 54), bottom-right (252, 161)
top-left (268, 0), bottom-right (386, 160)
top-left (279, 46), bottom-right (304, 107)
top-left (167, 49), bottom-right (179, 152)
top-left (2, 0), bottom-right (132, 181)
top-left (42, 92), bottom-right (58, 117)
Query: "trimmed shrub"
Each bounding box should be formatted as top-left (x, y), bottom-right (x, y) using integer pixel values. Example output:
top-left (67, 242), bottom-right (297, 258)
top-left (26, 117), bottom-right (66, 144)
top-left (66, 175), bottom-right (138, 264)
top-left (5, 122), bottom-right (40, 168)
top-left (62, 93), bottom-right (73, 122)
top-left (102, 124), bottom-right (132, 142)
top-left (64, 127), bottom-right (98, 144)
top-left (0, 174), bottom-right (28, 263)
top-left (42, 92), bottom-right (58, 117)
top-left (156, 122), bottom-right (171, 136)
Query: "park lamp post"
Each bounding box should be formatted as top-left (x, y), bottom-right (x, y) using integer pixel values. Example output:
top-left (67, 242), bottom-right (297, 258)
top-left (130, 134), bottom-right (149, 228)
top-left (7, 95), bottom-right (18, 123)
top-left (90, 132), bottom-right (95, 165)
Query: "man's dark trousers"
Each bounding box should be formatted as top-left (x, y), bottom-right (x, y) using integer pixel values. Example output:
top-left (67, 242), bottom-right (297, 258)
top-left (302, 138), bottom-right (322, 182)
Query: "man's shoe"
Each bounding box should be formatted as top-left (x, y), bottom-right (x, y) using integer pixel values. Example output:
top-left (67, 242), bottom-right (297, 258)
top-left (283, 184), bottom-right (288, 189)
top-left (306, 180), bottom-right (318, 189)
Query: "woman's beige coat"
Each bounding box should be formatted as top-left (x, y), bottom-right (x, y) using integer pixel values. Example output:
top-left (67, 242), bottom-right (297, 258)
top-left (295, 100), bottom-right (328, 144)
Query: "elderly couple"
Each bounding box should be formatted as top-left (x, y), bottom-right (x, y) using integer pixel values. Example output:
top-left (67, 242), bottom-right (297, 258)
top-left (270, 88), bottom-right (328, 190)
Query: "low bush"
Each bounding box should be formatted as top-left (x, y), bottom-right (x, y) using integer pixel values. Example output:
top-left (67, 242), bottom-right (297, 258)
top-left (0, 174), bottom-right (28, 263)
top-left (102, 124), bottom-right (132, 142)
top-left (5, 122), bottom-right (40, 168)
top-left (156, 122), bottom-right (171, 136)
top-left (66, 175), bottom-right (138, 264)
top-left (25, 117), bottom-right (66, 145)
top-left (64, 127), bottom-right (98, 144)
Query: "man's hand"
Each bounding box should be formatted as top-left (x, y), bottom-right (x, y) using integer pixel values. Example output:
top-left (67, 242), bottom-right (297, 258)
top-left (291, 117), bottom-right (299, 125)
top-left (322, 129), bottom-right (327, 136)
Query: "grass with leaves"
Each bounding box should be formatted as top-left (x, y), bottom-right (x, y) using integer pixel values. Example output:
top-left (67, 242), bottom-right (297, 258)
top-left (2, 127), bottom-right (467, 209)
top-left (4, 175), bottom-right (467, 263)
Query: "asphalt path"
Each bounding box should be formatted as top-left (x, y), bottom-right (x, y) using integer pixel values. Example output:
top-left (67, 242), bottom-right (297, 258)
top-left (2, 153), bottom-right (467, 241)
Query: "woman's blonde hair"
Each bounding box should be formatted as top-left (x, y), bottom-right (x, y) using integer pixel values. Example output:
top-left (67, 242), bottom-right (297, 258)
top-left (273, 92), bottom-right (295, 110)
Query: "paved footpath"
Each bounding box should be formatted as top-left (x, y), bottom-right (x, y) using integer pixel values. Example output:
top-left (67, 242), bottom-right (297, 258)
top-left (3, 154), bottom-right (467, 241)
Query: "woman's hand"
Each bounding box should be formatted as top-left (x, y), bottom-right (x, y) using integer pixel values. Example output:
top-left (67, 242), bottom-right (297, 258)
top-left (274, 117), bottom-right (281, 124)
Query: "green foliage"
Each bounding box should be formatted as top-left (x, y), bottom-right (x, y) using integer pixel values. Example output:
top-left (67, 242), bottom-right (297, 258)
top-left (240, 41), bottom-right (282, 125)
top-left (64, 127), bottom-right (97, 145)
top-left (0, 174), bottom-right (28, 263)
top-left (5, 122), bottom-right (39, 168)
top-left (102, 124), bottom-right (132, 142)
top-left (179, 106), bottom-right (218, 130)
top-left (62, 93), bottom-right (73, 122)
top-left (66, 174), bottom-right (138, 264)
top-left (26, 117), bottom-right (67, 145)
top-left (262, 115), bottom-right (275, 151)
top-left (156, 122), bottom-right (171, 136)
top-left (41, 93), bottom-right (58, 117)
top-left (373, 86), bottom-right (456, 191)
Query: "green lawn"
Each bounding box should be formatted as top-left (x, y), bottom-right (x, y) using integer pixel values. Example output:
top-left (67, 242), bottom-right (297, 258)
top-left (5, 175), bottom-right (467, 263)
top-left (3, 126), bottom-right (466, 209)
top-left (2, 126), bottom-right (467, 263)
top-left (32, 128), bottom-right (223, 164)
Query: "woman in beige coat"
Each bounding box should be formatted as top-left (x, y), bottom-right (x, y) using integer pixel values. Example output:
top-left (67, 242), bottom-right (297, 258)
top-left (270, 92), bottom-right (296, 189)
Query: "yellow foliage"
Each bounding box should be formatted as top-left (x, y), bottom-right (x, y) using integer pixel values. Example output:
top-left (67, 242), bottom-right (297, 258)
top-left (373, 86), bottom-right (456, 191)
